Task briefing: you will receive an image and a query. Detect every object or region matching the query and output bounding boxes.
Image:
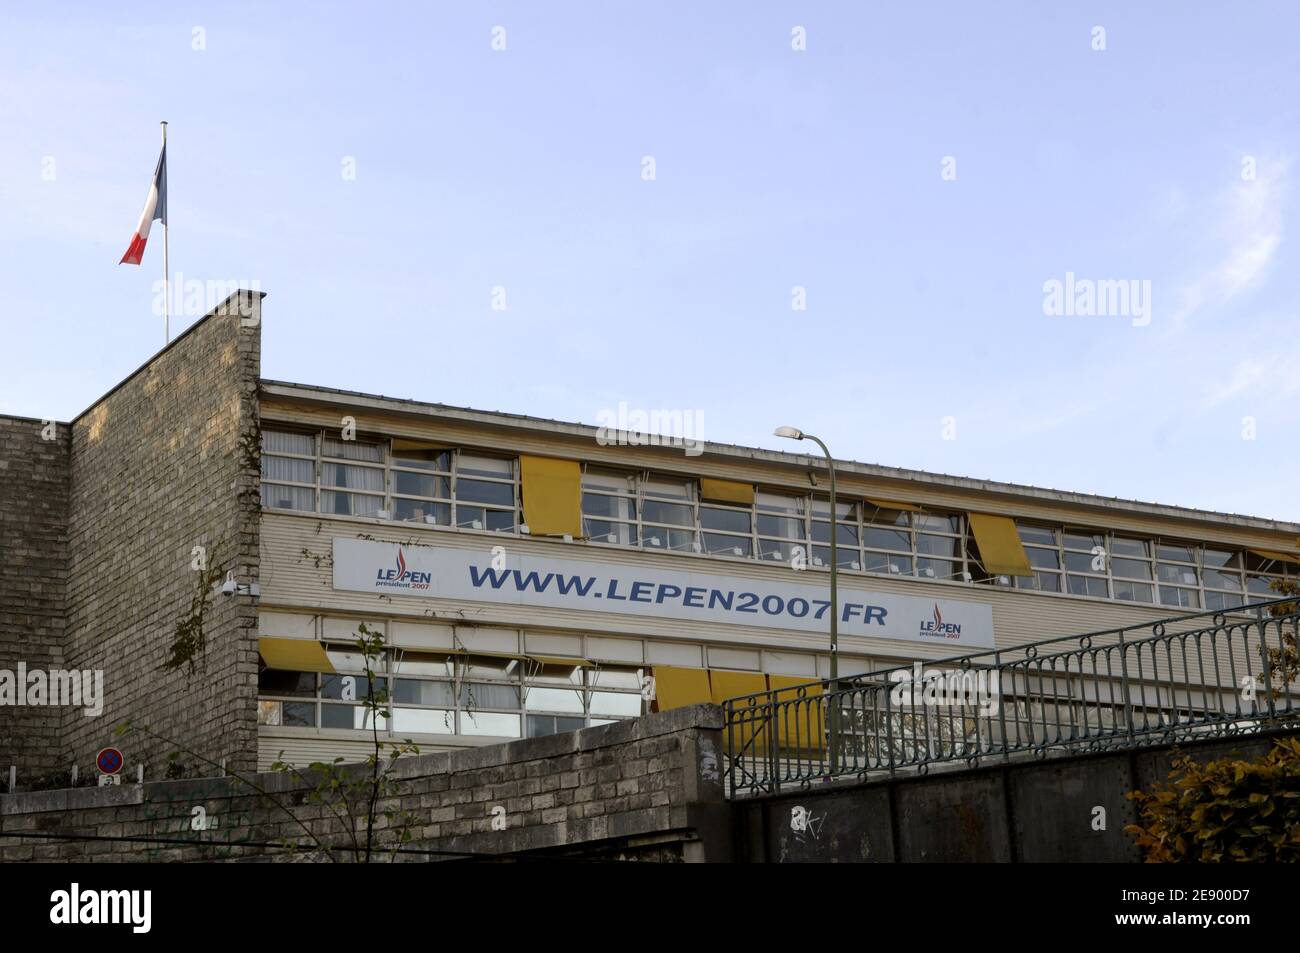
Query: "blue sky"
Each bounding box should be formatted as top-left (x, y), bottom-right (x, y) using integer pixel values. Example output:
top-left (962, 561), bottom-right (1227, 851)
top-left (2, 2), bottom-right (1297, 520)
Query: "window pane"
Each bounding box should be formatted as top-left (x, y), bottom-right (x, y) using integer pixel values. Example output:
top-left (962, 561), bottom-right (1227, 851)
top-left (1156, 563), bottom-right (1192, 584)
top-left (916, 534), bottom-right (956, 558)
top-left (528, 715), bottom-right (585, 738)
top-left (321, 704), bottom-right (385, 730)
top-left (583, 492), bottom-right (635, 520)
top-left (262, 456), bottom-right (314, 483)
top-left (1206, 590), bottom-right (1245, 610)
top-left (394, 471), bottom-right (449, 498)
top-left (1203, 570), bottom-right (1241, 591)
top-left (321, 438), bottom-right (383, 462)
top-left (321, 673), bottom-right (383, 700)
top-left (914, 513), bottom-right (960, 534)
top-left (257, 700), bottom-right (282, 726)
top-left (1067, 575), bottom-right (1108, 598)
top-left (394, 498), bottom-right (450, 524)
top-left (1160, 586), bottom-right (1200, 609)
top-left (643, 477), bottom-right (693, 501)
top-left (757, 513), bottom-right (803, 539)
top-left (393, 678), bottom-right (455, 706)
top-left (1111, 558), bottom-right (1152, 580)
top-left (1065, 552), bottom-right (1102, 574)
top-left (322, 462), bottom-right (384, 492)
top-left (812, 521), bottom-right (858, 546)
top-left (917, 558), bottom-right (956, 579)
top-left (391, 708), bottom-right (455, 734)
top-left (393, 652), bottom-right (453, 677)
top-left (1025, 547), bottom-right (1060, 570)
top-left (282, 702), bottom-right (316, 727)
top-left (262, 431), bottom-right (314, 455)
top-left (459, 711), bottom-right (520, 737)
top-left (262, 484), bottom-right (315, 512)
top-left (1064, 530), bottom-right (1105, 550)
top-left (701, 507), bottom-right (751, 533)
top-left (393, 448), bottom-right (451, 471)
top-left (456, 478), bottom-right (515, 506)
top-left (703, 533), bottom-right (752, 557)
top-left (811, 545), bottom-right (858, 570)
top-left (458, 455), bottom-right (514, 478)
top-left (485, 509), bottom-right (516, 532)
top-left (583, 469), bottom-right (635, 493)
top-left (460, 681), bottom-right (520, 709)
top-left (585, 519), bottom-right (637, 545)
top-left (1111, 537), bottom-right (1150, 559)
top-left (1017, 524), bottom-right (1058, 546)
top-left (590, 691), bottom-right (642, 717)
top-left (1202, 549), bottom-right (1241, 570)
top-left (865, 528), bottom-right (910, 552)
top-left (258, 669), bottom-right (315, 697)
top-left (642, 500), bottom-right (693, 526)
top-left (864, 506), bottom-right (908, 527)
top-left (321, 491), bottom-right (383, 517)
top-left (1112, 580), bottom-right (1154, 603)
top-left (864, 551), bottom-right (911, 574)
top-left (455, 655), bottom-right (517, 680)
top-left (526, 686), bottom-right (585, 714)
top-left (1157, 543), bottom-right (1197, 562)
top-left (812, 499), bottom-right (854, 520)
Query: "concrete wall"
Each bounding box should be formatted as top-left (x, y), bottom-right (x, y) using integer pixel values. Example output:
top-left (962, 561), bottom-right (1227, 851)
top-left (734, 729), bottom-right (1296, 862)
top-left (0, 417), bottom-right (72, 781)
top-left (0, 705), bottom-right (730, 862)
top-left (58, 293), bottom-right (263, 778)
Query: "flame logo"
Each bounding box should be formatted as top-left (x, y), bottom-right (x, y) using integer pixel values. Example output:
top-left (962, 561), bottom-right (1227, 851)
top-left (395, 548), bottom-right (407, 581)
top-left (933, 603), bottom-right (942, 628)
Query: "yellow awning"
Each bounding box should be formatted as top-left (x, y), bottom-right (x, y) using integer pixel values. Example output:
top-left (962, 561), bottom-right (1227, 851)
top-left (258, 638), bottom-right (336, 673)
top-left (1250, 549), bottom-right (1300, 565)
top-left (700, 478), bottom-right (755, 506)
top-left (709, 670), bottom-right (767, 704)
top-left (652, 666), bottom-right (712, 711)
top-left (866, 498), bottom-right (921, 512)
top-left (768, 675), bottom-right (826, 752)
top-left (968, 513), bottom-right (1034, 577)
top-left (520, 455), bottom-right (583, 537)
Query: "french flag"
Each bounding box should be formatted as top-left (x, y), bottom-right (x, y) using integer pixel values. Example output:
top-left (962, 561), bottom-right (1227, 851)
top-left (119, 144), bottom-right (167, 265)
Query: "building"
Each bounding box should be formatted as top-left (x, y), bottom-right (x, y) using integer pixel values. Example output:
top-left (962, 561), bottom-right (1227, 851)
top-left (3, 291), bottom-right (1299, 782)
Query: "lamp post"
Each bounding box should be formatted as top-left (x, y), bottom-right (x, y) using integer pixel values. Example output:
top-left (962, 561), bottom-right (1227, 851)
top-left (774, 426), bottom-right (840, 773)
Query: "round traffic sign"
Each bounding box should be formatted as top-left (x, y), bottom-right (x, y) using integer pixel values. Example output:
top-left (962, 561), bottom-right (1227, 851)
top-left (96, 747), bottom-right (124, 775)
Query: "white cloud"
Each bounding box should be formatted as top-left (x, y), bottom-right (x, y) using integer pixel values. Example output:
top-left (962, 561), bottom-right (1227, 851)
top-left (1169, 155), bottom-right (1290, 329)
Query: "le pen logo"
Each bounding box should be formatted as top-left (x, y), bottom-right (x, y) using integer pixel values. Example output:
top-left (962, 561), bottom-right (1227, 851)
top-left (49, 883), bottom-right (151, 934)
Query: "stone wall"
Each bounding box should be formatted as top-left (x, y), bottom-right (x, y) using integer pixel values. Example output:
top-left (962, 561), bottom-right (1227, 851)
top-left (0, 705), bottom-right (730, 862)
top-left (0, 416), bottom-right (72, 781)
top-left (58, 293), bottom-right (263, 779)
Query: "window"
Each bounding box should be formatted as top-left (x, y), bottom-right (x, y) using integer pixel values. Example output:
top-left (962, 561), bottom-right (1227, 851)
top-left (453, 454), bottom-right (517, 531)
top-left (700, 502), bottom-right (752, 557)
top-left (756, 492), bottom-right (806, 563)
top-left (914, 513), bottom-right (964, 581)
top-left (1202, 549), bottom-right (1245, 610)
top-left (640, 476), bottom-right (698, 552)
top-left (1015, 524), bottom-right (1063, 593)
top-left (392, 446), bottom-right (452, 525)
top-left (1109, 537), bottom-right (1154, 603)
top-left (812, 498), bottom-right (861, 570)
top-left (261, 430), bottom-right (316, 512)
top-left (863, 505), bottom-right (912, 575)
top-left (1063, 529), bottom-right (1109, 598)
top-left (320, 437), bottom-right (385, 518)
top-left (582, 467), bottom-right (637, 544)
top-left (1156, 540), bottom-right (1201, 609)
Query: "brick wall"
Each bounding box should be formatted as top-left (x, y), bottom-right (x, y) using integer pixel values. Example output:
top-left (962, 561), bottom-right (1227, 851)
top-left (58, 293), bottom-right (263, 779)
top-left (0, 417), bottom-right (71, 781)
top-left (0, 705), bottom-right (730, 862)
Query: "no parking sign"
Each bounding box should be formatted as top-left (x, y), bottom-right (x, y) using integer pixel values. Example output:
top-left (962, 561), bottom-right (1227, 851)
top-left (96, 746), bottom-right (124, 776)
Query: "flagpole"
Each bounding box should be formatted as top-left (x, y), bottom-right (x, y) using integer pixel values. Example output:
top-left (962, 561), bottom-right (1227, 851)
top-left (161, 120), bottom-right (169, 344)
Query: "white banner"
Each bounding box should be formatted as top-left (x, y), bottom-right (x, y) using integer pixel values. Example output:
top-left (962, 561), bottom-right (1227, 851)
top-left (331, 538), bottom-right (995, 649)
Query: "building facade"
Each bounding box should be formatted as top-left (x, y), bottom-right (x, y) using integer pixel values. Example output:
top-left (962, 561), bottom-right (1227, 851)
top-left (3, 293), bottom-right (1299, 780)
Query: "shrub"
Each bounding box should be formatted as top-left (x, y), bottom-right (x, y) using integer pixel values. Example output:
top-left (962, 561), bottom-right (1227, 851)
top-left (1125, 737), bottom-right (1300, 862)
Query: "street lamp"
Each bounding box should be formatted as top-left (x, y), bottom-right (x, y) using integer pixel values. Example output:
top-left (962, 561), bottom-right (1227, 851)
top-left (774, 425), bottom-right (840, 773)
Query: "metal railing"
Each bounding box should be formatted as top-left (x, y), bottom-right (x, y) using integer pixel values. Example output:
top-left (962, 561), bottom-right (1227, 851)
top-left (723, 596), bottom-right (1300, 797)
